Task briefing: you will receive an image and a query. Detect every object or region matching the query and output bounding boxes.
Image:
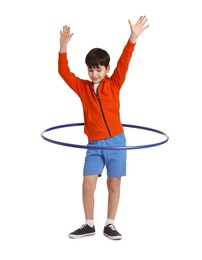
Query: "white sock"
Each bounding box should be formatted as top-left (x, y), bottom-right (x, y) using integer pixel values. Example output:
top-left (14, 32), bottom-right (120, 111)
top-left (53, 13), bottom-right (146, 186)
top-left (85, 219), bottom-right (94, 227)
top-left (105, 218), bottom-right (114, 226)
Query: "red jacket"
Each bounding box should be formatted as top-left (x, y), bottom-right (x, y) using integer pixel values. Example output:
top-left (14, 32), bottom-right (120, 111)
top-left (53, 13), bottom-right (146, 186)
top-left (58, 40), bottom-right (136, 142)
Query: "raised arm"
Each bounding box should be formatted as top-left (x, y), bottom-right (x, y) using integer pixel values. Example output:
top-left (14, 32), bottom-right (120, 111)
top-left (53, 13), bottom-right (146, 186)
top-left (128, 16), bottom-right (149, 43)
top-left (59, 25), bottom-right (74, 53)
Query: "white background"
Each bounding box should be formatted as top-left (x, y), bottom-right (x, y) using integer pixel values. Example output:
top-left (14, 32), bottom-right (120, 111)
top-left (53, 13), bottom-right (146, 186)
top-left (0, 0), bottom-right (202, 259)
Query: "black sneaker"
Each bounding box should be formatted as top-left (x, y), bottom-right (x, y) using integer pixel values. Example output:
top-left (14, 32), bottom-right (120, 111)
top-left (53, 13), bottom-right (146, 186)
top-left (103, 224), bottom-right (122, 240)
top-left (68, 224), bottom-right (95, 239)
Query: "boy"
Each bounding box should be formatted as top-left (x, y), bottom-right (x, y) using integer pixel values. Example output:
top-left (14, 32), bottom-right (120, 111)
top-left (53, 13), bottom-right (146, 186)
top-left (58, 16), bottom-right (149, 240)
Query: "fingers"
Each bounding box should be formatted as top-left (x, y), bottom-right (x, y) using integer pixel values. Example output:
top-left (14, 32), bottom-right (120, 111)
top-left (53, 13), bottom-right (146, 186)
top-left (130, 16), bottom-right (149, 27)
top-left (128, 19), bottom-right (132, 26)
top-left (63, 25), bottom-right (70, 33)
top-left (137, 16), bottom-right (149, 28)
top-left (141, 16), bottom-right (148, 27)
top-left (61, 25), bottom-right (72, 35)
top-left (68, 33), bottom-right (74, 40)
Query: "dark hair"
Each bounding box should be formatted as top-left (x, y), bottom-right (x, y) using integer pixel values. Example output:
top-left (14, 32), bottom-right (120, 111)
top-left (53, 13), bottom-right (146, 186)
top-left (85, 48), bottom-right (110, 68)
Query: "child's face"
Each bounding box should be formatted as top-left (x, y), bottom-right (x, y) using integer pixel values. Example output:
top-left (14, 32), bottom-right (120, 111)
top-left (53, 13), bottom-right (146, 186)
top-left (87, 65), bottom-right (110, 84)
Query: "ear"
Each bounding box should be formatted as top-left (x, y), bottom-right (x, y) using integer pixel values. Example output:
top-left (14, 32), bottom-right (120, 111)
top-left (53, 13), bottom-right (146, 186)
top-left (106, 65), bottom-right (110, 73)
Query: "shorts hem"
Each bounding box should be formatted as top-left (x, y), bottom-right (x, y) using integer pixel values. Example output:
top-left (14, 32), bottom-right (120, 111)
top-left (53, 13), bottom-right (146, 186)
top-left (107, 174), bottom-right (126, 178)
top-left (84, 173), bottom-right (102, 177)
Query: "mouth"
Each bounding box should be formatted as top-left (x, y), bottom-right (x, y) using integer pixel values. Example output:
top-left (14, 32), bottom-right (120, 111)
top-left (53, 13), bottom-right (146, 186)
top-left (92, 79), bottom-right (99, 83)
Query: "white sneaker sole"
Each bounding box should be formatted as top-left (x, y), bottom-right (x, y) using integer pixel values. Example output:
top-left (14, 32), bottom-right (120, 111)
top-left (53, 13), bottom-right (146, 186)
top-left (103, 233), bottom-right (122, 240)
top-left (69, 232), bottom-right (95, 239)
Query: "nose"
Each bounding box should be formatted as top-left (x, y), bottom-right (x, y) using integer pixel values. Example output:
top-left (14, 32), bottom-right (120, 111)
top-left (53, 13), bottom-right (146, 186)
top-left (92, 71), bottom-right (98, 77)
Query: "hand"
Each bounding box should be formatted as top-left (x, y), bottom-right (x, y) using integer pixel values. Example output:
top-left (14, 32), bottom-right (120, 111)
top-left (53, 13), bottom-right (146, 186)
top-left (60, 25), bottom-right (74, 46)
top-left (128, 16), bottom-right (149, 43)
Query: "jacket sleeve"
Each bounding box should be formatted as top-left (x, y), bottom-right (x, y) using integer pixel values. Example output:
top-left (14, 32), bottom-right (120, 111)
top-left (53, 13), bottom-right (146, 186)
top-left (110, 40), bottom-right (136, 89)
top-left (58, 52), bottom-right (86, 95)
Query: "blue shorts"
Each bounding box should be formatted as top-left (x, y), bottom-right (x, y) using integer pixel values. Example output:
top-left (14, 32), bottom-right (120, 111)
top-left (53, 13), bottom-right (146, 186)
top-left (83, 133), bottom-right (127, 178)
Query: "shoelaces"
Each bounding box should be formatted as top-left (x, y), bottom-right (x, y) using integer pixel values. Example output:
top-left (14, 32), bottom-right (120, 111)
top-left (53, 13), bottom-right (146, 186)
top-left (79, 224), bottom-right (87, 229)
top-left (108, 224), bottom-right (116, 231)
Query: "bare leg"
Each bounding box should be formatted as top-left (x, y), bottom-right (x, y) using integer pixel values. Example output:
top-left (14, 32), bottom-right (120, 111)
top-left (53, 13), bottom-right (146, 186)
top-left (82, 175), bottom-right (99, 220)
top-left (107, 177), bottom-right (121, 219)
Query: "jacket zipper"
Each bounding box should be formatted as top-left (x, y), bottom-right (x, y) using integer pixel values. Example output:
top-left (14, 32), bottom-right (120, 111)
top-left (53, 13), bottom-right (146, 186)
top-left (96, 88), bottom-right (111, 137)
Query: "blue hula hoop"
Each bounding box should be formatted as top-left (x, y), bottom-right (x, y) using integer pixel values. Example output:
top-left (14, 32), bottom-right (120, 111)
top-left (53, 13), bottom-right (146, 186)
top-left (41, 123), bottom-right (169, 150)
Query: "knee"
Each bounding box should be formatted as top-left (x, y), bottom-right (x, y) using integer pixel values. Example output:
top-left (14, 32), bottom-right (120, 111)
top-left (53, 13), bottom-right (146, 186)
top-left (82, 177), bottom-right (97, 194)
top-left (107, 177), bottom-right (121, 193)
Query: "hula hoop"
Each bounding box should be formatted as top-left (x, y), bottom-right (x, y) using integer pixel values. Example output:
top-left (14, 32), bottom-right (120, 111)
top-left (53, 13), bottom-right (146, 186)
top-left (41, 123), bottom-right (169, 150)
